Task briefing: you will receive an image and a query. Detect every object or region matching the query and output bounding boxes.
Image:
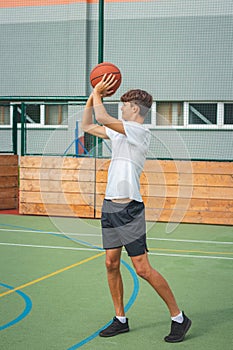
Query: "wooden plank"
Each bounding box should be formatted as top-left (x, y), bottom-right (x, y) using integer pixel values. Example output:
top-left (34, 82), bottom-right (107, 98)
top-left (96, 158), bottom-right (233, 175)
top-left (0, 177), bottom-right (18, 188)
top-left (95, 182), bottom-right (107, 194)
top-left (141, 185), bottom-right (233, 200)
top-left (144, 160), bottom-right (233, 175)
top-left (140, 173), bottom-right (233, 187)
top-left (96, 158), bottom-right (111, 171)
top-left (0, 155), bottom-right (18, 166)
top-left (20, 156), bottom-right (95, 170)
top-left (95, 207), bottom-right (102, 219)
top-left (191, 186), bottom-right (233, 200)
top-left (18, 157), bottom-right (233, 224)
top-left (145, 209), bottom-right (233, 225)
top-left (96, 170), bottom-right (108, 183)
top-left (96, 183), bottom-right (233, 200)
top-left (0, 166), bottom-right (18, 176)
top-left (0, 188), bottom-right (18, 198)
top-left (95, 206), bottom-right (233, 225)
top-left (20, 191), bottom-right (94, 206)
top-left (19, 203), bottom-right (94, 218)
top-left (0, 156), bottom-right (18, 210)
top-left (0, 197), bottom-right (18, 209)
top-left (191, 161), bottom-right (233, 175)
top-left (20, 168), bottom-right (95, 182)
top-left (144, 197), bottom-right (233, 212)
top-left (20, 179), bottom-right (94, 194)
top-left (96, 170), bottom-right (233, 187)
top-left (95, 195), bottom-right (233, 212)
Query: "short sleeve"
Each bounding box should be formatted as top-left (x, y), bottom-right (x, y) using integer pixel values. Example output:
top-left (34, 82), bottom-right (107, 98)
top-left (123, 121), bottom-right (151, 147)
top-left (105, 126), bottom-right (118, 140)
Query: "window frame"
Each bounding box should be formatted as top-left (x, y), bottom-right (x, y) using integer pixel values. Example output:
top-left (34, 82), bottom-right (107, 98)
top-left (153, 101), bottom-right (233, 130)
top-left (1, 101), bottom-right (233, 130)
top-left (117, 101), bottom-right (233, 129)
top-left (185, 102), bottom-right (233, 130)
top-left (6, 103), bottom-right (68, 129)
top-left (0, 104), bottom-right (11, 128)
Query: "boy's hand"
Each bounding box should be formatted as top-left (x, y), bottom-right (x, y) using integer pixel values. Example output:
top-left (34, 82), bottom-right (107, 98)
top-left (93, 74), bottom-right (118, 97)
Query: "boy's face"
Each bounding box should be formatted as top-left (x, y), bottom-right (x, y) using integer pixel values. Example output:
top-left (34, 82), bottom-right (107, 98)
top-left (121, 102), bottom-right (136, 121)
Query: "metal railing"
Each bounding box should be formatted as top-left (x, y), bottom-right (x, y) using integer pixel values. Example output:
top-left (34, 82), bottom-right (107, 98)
top-left (0, 97), bottom-right (98, 157)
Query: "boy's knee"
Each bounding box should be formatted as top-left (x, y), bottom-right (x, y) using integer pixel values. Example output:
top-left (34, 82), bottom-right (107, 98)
top-left (105, 257), bottom-right (120, 272)
top-left (135, 265), bottom-right (151, 280)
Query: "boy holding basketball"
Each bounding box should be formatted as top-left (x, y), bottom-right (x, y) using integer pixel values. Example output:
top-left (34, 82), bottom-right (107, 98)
top-left (81, 74), bottom-right (192, 343)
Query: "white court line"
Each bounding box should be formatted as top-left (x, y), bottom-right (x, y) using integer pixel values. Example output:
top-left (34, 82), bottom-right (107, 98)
top-left (0, 242), bottom-right (101, 252)
top-left (0, 242), bottom-right (233, 260)
top-left (0, 228), bottom-right (233, 245)
top-left (0, 228), bottom-right (100, 237)
top-left (149, 252), bottom-right (233, 260)
top-left (148, 237), bottom-right (233, 245)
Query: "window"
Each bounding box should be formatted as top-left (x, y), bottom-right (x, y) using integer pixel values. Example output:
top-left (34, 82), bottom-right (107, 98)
top-left (9, 103), bottom-right (68, 128)
top-left (45, 104), bottom-right (68, 125)
top-left (224, 103), bottom-right (233, 125)
top-left (0, 104), bottom-right (10, 126)
top-left (189, 103), bottom-right (217, 125)
top-left (116, 101), bottom-right (232, 128)
top-left (11, 103), bottom-right (42, 125)
top-left (156, 102), bottom-right (183, 126)
top-left (23, 104), bottom-right (41, 124)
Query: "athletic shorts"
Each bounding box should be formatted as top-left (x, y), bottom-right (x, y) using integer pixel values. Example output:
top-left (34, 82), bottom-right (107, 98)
top-left (101, 199), bottom-right (148, 257)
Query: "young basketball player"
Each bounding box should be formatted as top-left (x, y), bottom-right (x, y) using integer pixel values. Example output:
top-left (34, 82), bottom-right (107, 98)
top-left (81, 74), bottom-right (192, 342)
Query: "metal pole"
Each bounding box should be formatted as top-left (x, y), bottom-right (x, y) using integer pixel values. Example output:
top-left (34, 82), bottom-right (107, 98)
top-left (97, 0), bottom-right (104, 156)
top-left (12, 105), bottom-right (18, 155)
top-left (21, 103), bottom-right (26, 156)
top-left (98, 0), bottom-right (104, 63)
top-left (75, 121), bottom-right (79, 157)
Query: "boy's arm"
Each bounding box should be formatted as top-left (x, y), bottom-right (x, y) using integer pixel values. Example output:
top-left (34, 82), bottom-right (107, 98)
top-left (81, 94), bottom-right (109, 139)
top-left (92, 74), bottom-right (126, 135)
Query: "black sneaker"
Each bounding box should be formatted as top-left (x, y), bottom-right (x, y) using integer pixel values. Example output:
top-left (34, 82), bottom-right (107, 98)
top-left (99, 317), bottom-right (130, 337)
top-left (164, 312), bottom-right (192, 343)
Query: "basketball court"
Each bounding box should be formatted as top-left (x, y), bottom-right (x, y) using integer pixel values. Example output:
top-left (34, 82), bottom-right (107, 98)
top-left (1, 214), bottom-right (232, 349)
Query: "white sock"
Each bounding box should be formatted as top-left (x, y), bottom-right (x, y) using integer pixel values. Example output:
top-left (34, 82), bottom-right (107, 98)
top-left (171, 311), bottom-right (184, 324)
top-left (116, 316), bottom-right (127, 324)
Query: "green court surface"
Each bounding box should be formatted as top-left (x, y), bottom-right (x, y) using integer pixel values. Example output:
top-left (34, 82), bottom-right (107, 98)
top-left (0, 214), bottom-right (232, 350)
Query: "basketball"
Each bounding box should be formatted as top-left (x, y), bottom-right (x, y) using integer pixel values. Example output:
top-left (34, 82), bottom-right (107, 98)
top-left (90, 62), bottom-right (122, 95)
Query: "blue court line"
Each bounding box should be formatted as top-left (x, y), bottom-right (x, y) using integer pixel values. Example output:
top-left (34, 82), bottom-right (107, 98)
top-left (0, 282), bottom-right (32, 331)
top-left (67, 259), bottom-right (139, 350)
top-left (0, 223), bottom-right (69, 238)
top-left (0, 223), bottom-right (102, 250)
top-left (0, 221), bottom-right (140, 348)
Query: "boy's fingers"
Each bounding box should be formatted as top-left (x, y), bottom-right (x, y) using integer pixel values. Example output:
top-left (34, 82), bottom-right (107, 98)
top-left (101, 73), bottom-right (107, 82)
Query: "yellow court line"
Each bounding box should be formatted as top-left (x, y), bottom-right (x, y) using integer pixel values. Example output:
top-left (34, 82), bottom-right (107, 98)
top-left (150, 248), bottom-right (233, 255)
top-left (0, 251), bottom-right (105, 299)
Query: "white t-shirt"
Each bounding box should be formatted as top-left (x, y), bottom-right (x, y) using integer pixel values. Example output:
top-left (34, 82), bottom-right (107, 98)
top-left (105, 120), bottom-right (151, 202)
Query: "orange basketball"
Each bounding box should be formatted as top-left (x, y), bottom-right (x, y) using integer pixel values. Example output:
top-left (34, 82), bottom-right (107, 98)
top-left (90, 62), bottom-right (122, 95)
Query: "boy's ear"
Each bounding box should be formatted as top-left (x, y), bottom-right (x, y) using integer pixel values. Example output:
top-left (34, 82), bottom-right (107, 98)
top-left (134, 104), bottom-right (140, 114)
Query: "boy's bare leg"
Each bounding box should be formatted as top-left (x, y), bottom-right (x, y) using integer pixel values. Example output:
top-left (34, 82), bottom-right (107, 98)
top-left (105, 247), bottom-right (125, 316)
top-left (131, 252), bottom-right (180, 317)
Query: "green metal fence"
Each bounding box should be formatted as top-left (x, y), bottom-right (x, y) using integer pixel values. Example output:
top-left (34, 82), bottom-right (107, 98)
top-left (0, 97), bottom-right (233, 161)
top-left (0, 103), bottom-right (17, 154)
top-left (0, 97), bottom-right (98, 157)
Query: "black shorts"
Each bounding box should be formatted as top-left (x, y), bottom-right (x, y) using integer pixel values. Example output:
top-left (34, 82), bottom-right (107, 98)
top-left (101, 199), bottom-right (148, 257)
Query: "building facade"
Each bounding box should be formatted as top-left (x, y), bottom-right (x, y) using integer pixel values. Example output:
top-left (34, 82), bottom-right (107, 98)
top-left (0, 0), bottom-right (232, 160)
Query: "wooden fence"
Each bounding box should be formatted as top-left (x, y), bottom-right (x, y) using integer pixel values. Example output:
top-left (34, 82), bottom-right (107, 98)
top-left (19, 156), bottom-right (233, 225)
top-left (20, 156), bottom-right (95, 217)
top-left (0, 155), bottom-right (18, 210)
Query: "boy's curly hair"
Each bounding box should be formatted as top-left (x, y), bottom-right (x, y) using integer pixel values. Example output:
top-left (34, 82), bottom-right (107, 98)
top-left (120, 89), bottom-right (153, 117)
